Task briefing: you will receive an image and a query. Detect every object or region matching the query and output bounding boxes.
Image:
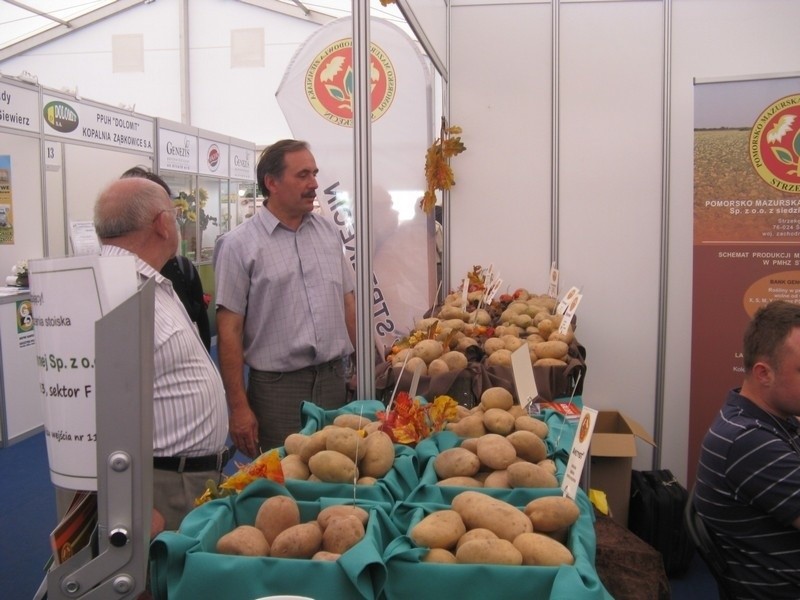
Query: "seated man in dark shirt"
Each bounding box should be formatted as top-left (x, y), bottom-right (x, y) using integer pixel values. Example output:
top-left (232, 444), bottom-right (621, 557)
top-left (694, 300), bottom-right (800, 599)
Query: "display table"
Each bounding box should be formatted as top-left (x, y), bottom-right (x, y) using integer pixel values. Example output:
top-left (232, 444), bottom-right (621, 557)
top-left (149, 399), bottom-right (611, 600)
top-left (0, 289), bottom-right (40, 447)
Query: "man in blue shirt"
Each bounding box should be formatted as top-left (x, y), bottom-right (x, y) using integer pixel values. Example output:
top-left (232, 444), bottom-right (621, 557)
top-left (695, 300), bottom-right (800, 598)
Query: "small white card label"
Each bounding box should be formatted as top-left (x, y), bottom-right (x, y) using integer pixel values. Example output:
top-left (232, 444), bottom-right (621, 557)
top-left (557, 286), bottom-right (580, 315)
top-left (511, 344), bottom-right (538, 410)
top-left (562, 406), bottom-right (598, 500)
top-left (548, 262), bottom-right (559, 298)
top-left (559, 292), bottom-right (582, 335)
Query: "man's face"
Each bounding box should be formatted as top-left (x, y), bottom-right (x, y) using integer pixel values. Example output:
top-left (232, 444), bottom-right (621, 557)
top-left (765, 328), bottom-right (800, 417)
top-left (266, 149), bottom-right (319, 218)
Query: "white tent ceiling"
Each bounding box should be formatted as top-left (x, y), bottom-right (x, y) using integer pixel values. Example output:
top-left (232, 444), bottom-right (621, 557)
top-left (0, 0), bottom-right (406, 59)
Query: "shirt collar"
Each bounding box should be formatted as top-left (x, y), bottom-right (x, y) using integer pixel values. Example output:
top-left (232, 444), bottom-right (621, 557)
top-left (100, 244), bottom-right (168, 284)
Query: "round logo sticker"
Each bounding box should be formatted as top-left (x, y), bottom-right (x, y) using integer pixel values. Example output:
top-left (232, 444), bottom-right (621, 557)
top-left (750, 94), bottom-right (800, 193)
top-left (305, 38), bottom-right (395, 127)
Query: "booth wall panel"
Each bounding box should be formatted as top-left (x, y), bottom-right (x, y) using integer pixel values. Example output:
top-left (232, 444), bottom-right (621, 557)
top-left (449, 2), bottom-right (552, 290)
top-left (64, 144), bottom-right (153, 228)
top-left (0, 132), bottom-right (44, 278)
top-left (557, 1), bottom-right (664, 470)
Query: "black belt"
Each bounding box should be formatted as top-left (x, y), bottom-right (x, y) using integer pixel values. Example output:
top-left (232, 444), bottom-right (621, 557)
top-left (153, 446), bottom-right (230, 473)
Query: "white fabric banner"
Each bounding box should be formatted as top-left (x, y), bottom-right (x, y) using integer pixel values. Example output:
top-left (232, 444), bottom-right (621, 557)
top-left (276, 17), bottom-right (434, 355)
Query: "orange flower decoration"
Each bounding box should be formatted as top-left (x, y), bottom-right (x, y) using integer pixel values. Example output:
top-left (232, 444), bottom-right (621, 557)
top-left (377, 392), bottom-right (458, 444)
top-left (195, 449), bottom-right (284, 506)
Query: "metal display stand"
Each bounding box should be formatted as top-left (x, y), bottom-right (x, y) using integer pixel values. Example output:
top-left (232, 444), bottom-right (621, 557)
top-left (37, 280), bottom-right (154, 599)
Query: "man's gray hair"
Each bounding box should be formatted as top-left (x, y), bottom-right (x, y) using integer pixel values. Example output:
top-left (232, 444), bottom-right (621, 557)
top-left (94, 178), bottom-right (167, 239)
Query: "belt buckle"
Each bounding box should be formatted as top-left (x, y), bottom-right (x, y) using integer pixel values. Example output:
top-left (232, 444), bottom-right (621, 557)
top-left (177, 456), bottom-right (187, 473)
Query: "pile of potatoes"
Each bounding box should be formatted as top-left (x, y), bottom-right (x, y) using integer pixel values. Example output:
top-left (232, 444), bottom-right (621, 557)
top-left (410, 490), bottom-right (579, 566)
top-left (280, 413), bottom-right (396, 485)
top-left (389, 286), bottom-right (577, 373)
top-left (216, 494), bottom-right (369, 560)
top-left (436, 387), bottom-right (559, 489)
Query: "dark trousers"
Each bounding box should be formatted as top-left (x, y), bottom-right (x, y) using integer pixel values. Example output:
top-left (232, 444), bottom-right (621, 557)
top-left (248, 358), bottom-right (348, 454)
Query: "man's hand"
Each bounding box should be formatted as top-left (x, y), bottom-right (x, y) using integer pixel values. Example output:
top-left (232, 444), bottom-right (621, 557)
top-left (229, 400), bottom-right (259, 458)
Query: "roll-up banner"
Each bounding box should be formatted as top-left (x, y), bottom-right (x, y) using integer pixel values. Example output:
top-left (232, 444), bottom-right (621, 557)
top-left (276, 16), bottom-right (434, 355)
top-left (690, 76), bottom-right (800, 483)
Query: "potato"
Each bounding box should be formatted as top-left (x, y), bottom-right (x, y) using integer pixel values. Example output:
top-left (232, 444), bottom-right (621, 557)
top-left (482, 408), bottom-right (516, 435)
top-left (536, 319), bottom-right (555, 339)
top-left (255, 495), bottom-right (301, 545)
top-left (472, 308), bottom-right (492, 326)
top-left (270, 522), bottom-right (323, 558)
top-left (441, 350), bottom-right (468, 371)
top-left (413, 339), bottom-right (445, 364)
top-left (434, 447), bottom-right (481, 479)
top-left (480, 387), bottom-right (514, 411)
top-left (446, 414), bottom-right (486, 438)
top-left (456, 337), bottom-right (480, 352)
top-left (476, 433), bottom-right (517, 470)
top-left (410, 510), bottom-right (466, 550)
top-left (392, 347), bottom-right (412, 365)
top-left (423, 548), bottom-right (458, 563)
top-left (483, 337), bottom-right (506, 356)
top-left (514, 415), bottom-right (549, 439)
top-left (359, 430), bottom-right (395, 478)
top-left (283, 432), bottom-right (307, 455)
top-left (524, 496), bottom-right (580, 532)
top-left (299, 429), bottom-right (329, 462)
top-left (397, 356), bottom-right (427, 376)
top-left (507, 404), bottom-right (527, 418)
top-left (451, 491), bottom-right (533, 542)
top-left (506, 430), bottom-right (547, 463)
top-left (326, 426), bottom-right (367, 462)
top-left (500, 335), bottom-right (525, 352)
top-left (308, 450), bottom-right (358, 483)
top-left (513, 532), bottom-right (574, 566)
top-left (456, 538), bottom-right (523, 565)
top-left (322, 514), bottom-right (365, 554)
top-left (317, 505), bottom-right (369, 530)
top-left (437, 476), bottom-right (484, 487)
top-left (281, 453), bottom-right (311, 480)
top-left (415, 317), bottom-right (441, 331)
top-left (333, 413), bottom-right (372, 430)
top-left (486, 349), bottom-right (512, 367)
top-left (459, 437), bottom-right (479, 453)
top-left (482, 470), bottom-right (510, 489)
top-left (455, 527), bottom-right (498, 550)
top-left (548, 329), bottom-right (575, 344)
top-left (506, 461), bottom-right (559, 489)
top-left (312, 550), bottom-right (341, 561)
top-left (438, 305), bottom-right (469, 320)
top-left (216, 525), bottom-right (269, 556)
top-left (532, 340), bottom-right (569, 360)
top-left (357, 476), bottom-right (377, 485)
top-left (534, 357), bottom-right (568, 367)
top-left (428, 358), bottom-right (450, 376)
top-left (538, 458), bottom-right (557, 475)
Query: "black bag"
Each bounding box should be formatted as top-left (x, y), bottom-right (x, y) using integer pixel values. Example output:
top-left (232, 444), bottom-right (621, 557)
top-left (628, 469), bottom-right (695, 577)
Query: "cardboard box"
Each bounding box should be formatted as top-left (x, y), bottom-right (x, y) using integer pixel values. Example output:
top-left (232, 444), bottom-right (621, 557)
top-left (589, 411), bottom-right (656, 527)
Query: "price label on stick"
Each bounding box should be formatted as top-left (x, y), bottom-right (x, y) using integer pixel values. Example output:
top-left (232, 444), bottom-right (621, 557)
top-left (548, 262), bottom-right (559, 299)
top-left (559, 292), bottom-right (582, 335)
top-left (557, 286), bottom-right (581, 316)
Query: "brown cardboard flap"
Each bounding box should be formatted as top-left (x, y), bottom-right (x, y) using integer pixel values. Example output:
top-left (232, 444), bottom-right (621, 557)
top-left (592, 433), bottom-right (637, 458)
top-left (591, 411), bottom-right (657, 458)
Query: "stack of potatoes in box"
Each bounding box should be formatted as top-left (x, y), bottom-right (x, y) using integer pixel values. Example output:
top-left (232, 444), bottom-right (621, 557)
top-left (279, 413), bottom-right (396, 485)
top-left (387, 287), bottom-right (577, 375)
top-left (410, 490), bottom-right (580, 566)
top-left (216, 494), bottom-right (369, 560)
top-left (436, 386), bottom-right (558, 489)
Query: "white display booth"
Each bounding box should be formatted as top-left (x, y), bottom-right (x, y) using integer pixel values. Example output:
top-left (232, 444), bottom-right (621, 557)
top-left (0, 75), bottom-right (257, 448)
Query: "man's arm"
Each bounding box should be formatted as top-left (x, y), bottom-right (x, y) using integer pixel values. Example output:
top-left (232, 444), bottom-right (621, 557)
top-left (216, 306), bottom-right (259, 458)
top-left (344, 290), bottom-right (356, 350)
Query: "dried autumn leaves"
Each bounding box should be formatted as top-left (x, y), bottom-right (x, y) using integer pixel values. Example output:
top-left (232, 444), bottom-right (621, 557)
top-left (421, 122), bottom-right (466, 214)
